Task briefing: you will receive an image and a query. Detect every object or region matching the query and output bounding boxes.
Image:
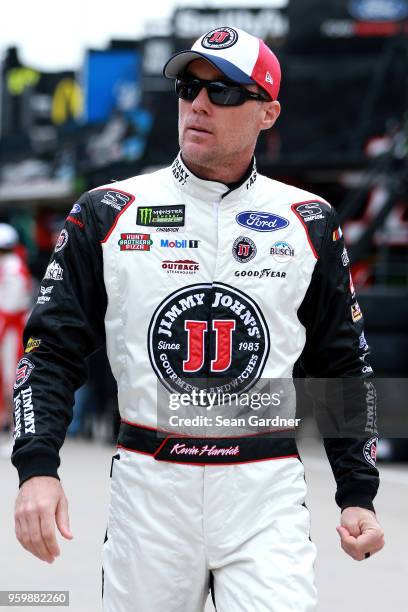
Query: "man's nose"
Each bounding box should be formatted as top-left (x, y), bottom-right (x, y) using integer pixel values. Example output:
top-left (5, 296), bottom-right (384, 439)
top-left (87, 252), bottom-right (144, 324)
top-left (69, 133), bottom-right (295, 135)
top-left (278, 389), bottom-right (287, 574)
top-left (191, 85), bottom-right (211, 112)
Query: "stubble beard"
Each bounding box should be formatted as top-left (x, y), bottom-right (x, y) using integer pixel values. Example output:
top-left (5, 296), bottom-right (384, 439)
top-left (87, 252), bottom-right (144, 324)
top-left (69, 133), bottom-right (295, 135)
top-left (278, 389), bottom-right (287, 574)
top-left (180, 132), bottom-right (221, 174)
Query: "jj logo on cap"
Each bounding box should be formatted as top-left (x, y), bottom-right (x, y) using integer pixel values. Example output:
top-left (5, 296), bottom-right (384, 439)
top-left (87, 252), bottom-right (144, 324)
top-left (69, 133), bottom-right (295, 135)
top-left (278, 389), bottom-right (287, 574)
top-left (201, 27), bottom-right (238, 50)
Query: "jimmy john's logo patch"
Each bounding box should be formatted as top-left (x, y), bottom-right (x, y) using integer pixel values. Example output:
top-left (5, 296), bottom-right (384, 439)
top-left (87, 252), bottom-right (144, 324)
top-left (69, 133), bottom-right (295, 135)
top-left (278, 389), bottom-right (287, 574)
top-left (137, 205), bottom-right (185, 227)
top-left (363, 436), bottom-right (378, 467)
top-left (232, 236), bottom-right (257, 263)
top-left (148, 282), bottom-right (270, 396)
top-left (55, 229), bottom-right (68, 253)
top-left (201, 27), bottom-right (238, 50)
top-left (118, 233), bottom-right (153, 251)
top-left (14, 357), bottom-right (35, 389)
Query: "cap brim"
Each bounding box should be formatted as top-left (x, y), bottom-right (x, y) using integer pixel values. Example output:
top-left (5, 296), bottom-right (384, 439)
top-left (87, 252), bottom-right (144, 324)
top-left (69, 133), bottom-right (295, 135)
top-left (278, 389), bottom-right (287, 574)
top-left (163, 50), bottom-right (255, 84)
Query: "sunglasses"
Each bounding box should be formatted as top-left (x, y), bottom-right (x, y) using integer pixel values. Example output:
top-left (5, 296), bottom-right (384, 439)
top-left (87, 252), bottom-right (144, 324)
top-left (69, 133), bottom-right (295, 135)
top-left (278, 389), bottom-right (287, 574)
top-left (175, 75), bottom-right (271, 107)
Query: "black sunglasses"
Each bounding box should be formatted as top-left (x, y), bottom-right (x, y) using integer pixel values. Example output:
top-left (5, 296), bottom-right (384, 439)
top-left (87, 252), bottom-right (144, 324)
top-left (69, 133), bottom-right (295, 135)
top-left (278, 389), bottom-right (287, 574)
top-left (175, 75), bottom-right (270, 107)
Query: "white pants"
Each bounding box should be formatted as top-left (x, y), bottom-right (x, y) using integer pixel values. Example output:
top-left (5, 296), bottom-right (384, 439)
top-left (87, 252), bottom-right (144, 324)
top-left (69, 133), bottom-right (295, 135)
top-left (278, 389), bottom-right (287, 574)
top-left (102, 449), bottom-right (317, 612)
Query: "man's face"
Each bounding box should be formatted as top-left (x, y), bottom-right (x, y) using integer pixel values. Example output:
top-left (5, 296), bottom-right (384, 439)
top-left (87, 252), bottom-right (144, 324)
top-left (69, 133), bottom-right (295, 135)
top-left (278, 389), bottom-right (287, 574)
top-left (178, 59), bottom-right (279, 172)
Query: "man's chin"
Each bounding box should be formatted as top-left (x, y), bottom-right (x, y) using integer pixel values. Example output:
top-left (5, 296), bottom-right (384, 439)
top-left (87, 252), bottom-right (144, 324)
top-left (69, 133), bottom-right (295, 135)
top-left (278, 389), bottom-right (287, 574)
top-left (181, 141), bottom-right (216, 166)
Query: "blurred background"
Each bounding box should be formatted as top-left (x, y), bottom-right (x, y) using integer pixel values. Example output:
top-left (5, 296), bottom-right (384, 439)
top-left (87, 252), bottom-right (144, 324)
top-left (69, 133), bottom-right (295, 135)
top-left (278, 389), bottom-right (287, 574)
top-left (0, 0), bottom-right (407, 456)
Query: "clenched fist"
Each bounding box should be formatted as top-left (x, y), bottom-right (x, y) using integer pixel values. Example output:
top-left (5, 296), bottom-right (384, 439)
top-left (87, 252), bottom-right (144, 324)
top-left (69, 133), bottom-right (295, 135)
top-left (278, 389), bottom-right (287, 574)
top-left (337, 506), bottom-right (384, 561)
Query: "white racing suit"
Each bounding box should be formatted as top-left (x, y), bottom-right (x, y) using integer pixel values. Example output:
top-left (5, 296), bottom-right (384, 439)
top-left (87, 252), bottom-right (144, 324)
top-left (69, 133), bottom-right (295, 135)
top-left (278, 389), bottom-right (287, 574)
top-left (12, 154), bottom-right (378, 611)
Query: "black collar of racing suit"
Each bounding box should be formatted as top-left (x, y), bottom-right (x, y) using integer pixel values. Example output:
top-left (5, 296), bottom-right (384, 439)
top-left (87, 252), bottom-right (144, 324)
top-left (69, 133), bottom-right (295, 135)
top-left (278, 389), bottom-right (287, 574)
top-left (222, 159), bottom-right (255, 198)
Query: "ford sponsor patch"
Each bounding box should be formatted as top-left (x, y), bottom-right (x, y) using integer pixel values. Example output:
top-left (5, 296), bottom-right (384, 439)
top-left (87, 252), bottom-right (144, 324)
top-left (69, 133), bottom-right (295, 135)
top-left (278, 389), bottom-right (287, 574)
top-left (236, 211), bottom-right (289, 233)
top-left (70, 202), bottom-right (81, 214)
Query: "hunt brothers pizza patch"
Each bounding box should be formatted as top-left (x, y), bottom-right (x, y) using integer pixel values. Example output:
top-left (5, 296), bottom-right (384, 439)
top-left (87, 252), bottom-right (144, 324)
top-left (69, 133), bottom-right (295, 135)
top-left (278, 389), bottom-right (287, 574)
top-left (118, 233), bottom-right (153, 251)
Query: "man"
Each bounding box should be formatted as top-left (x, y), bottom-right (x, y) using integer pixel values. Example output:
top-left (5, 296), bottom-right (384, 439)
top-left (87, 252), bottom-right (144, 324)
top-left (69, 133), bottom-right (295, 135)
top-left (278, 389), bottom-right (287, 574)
top-left (12, 27), bottom-right (384, 611)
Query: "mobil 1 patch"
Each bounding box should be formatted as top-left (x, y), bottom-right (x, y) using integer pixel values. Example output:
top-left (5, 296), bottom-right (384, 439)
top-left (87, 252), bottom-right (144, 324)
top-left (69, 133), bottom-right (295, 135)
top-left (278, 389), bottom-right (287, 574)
top-left (137, 205), bottom-right (185, 227)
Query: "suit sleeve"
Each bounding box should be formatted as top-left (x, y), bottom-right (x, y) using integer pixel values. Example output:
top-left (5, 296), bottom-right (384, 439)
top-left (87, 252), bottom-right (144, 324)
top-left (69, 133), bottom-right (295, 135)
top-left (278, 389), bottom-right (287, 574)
top-left (11, 193), bottom-right (107, 486)
top-left (296, 204), bottom-right (379, 512)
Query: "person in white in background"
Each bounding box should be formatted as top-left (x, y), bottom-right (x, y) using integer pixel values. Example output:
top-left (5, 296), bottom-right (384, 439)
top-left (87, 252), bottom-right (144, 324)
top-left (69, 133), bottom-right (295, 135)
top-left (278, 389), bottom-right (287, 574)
top-left (0, 223), bottom-right (32, 448)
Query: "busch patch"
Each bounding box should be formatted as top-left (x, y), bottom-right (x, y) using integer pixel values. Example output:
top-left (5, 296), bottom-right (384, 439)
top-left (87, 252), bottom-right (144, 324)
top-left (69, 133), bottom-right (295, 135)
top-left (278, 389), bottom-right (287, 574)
top-left (270, 241), bottom-right (294, 262)
top-left (232, 237), bottom-right (257, 263)
top-left (201, 27), bottom-right (238, 50)
top-left (44, 260), bottom-right (63, 281)
top-left (14, 357), bottom-right (35, 389)
top-left (148, 282), bottom-right (270, 395)
top-left (363, 436), bottom-right (378, 467)
top-left (137, 205), bottom-right (185, 227)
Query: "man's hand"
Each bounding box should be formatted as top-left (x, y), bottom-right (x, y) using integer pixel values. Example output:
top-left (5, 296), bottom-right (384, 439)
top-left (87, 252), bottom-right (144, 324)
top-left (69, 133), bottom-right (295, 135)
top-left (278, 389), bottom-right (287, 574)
top-left (337, 507), bottom-right (384, 561)
top-left (14, 476), bottom-right (73, 563)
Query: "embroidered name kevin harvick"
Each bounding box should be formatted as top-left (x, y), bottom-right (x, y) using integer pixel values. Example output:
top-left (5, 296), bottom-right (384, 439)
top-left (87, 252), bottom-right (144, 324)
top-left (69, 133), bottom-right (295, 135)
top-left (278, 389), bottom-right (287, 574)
top-left (170, 443), bottom-right (240, 457)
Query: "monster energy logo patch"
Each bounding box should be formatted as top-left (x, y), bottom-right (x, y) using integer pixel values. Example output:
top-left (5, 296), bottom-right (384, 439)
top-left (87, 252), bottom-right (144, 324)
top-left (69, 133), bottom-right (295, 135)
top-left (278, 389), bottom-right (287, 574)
top-left (137, 205), bottom-right (185, 227)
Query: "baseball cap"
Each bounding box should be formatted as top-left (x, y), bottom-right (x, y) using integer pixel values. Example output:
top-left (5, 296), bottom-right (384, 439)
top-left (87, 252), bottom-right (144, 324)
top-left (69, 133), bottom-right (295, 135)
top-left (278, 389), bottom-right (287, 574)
top-left (163, 26), bottom-right (281, 101)
top-left (0, 223), bottom-right (18, 250)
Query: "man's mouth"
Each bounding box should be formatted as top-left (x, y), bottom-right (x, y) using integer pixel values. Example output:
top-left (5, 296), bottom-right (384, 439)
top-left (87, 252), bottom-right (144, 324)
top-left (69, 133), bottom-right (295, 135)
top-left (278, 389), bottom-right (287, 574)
top-left (187, 125), bottom-right (212, 134)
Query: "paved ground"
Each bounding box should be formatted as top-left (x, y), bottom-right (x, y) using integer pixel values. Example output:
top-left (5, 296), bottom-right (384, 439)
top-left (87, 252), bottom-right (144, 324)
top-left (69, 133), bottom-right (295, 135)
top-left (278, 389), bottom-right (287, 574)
top-left (1, 434), bottom-right (406, 611)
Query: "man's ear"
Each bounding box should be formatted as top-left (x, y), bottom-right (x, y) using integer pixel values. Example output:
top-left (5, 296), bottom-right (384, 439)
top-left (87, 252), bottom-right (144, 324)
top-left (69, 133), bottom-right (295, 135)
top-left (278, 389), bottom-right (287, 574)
top-left (260, 101), bottom-right (281, 131)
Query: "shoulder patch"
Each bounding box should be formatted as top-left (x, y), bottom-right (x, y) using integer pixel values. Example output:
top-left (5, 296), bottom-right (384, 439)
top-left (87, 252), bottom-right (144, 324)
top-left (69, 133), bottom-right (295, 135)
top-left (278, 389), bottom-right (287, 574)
top-left (292, 200), bottom-right (330, 223)
top-left (291, 200), bottom-right (332, 260)
top-left (87, 188), bottom-right (136, 244)
top-left (91, 188), bottom-right (134, 212)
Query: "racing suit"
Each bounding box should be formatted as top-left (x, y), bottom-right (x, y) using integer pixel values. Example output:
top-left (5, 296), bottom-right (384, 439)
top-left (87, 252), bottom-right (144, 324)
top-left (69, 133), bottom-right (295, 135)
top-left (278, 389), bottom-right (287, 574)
top-left (12, 154), bottom-right (379, 612)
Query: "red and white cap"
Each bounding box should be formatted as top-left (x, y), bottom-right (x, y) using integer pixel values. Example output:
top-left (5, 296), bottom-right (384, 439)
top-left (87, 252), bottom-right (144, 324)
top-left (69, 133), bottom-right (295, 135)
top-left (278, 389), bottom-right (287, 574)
top-left (163, 26), bottom-right (281, 100)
